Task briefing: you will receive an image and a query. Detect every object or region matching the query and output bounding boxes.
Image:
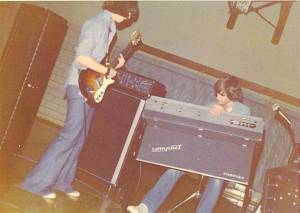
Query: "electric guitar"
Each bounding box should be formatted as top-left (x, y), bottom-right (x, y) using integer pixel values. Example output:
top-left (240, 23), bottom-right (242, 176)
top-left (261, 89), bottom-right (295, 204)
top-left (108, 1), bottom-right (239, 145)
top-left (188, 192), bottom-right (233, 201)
top-left (78, 31), bottom-right (142, 105)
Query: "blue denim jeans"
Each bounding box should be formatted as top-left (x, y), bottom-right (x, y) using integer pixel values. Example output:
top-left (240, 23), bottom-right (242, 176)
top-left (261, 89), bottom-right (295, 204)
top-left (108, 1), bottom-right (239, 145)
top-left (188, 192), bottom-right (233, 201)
top-left (20, 85), bottom-right (94, 195)
top-left (142, 169), bottom-right (224, 213)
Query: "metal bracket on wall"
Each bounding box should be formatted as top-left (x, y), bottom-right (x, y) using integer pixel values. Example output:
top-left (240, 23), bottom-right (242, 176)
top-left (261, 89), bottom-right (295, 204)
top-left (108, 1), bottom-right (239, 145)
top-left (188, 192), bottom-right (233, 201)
top-left (226, 1), bottom-right (294, 44)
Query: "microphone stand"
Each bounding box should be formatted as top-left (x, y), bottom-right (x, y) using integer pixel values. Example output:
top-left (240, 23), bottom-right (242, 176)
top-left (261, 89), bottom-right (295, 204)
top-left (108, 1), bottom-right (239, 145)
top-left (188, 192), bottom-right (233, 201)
top-left (274, 112), bottom-right (298, 164)
top-left (254, 110), bottom-right (298, 213)
top-left (287, 126), bottom-right (298, 164)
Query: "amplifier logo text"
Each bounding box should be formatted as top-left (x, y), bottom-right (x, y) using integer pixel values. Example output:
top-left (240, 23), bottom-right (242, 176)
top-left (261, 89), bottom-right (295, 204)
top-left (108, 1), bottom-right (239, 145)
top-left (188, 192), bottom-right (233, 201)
top-left (223, 172), bottom-right (245, 180)
top-left (151, 144), bottom-right (183, 153)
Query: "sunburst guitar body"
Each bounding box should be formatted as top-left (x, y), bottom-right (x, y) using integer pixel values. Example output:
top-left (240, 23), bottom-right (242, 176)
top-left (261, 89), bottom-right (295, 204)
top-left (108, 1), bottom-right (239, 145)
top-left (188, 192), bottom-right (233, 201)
top-left (79, 31), bottom-right (142, 105)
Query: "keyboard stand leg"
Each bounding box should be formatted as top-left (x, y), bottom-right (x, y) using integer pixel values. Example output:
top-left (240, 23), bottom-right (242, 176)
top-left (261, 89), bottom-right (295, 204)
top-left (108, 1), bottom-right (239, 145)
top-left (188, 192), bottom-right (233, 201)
top-left (166, 175), bottom-right (203, 213)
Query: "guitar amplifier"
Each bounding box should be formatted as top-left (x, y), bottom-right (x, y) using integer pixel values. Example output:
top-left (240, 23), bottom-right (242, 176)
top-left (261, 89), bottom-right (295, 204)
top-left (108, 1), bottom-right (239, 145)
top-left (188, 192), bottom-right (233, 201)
top-left (262, 163), bottom-right (300, 213)
top-left (113, 68), bottom-right (166, 100)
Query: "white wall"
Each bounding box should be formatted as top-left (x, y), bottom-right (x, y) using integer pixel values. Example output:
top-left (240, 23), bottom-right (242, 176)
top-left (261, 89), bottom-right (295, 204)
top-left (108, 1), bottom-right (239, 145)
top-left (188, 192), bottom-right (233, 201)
top-left (33, 1), bottom-right (300, 99)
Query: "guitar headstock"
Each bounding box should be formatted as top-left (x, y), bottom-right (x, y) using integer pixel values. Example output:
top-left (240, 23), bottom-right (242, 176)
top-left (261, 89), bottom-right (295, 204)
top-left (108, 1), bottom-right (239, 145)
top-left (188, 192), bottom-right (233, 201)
top-left (130, 31), bottom-right (142, 46)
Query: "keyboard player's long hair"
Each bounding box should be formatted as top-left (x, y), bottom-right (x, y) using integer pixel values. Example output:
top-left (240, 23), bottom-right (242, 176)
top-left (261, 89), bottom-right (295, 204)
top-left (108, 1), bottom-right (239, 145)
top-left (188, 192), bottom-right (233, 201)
top-left (214, 75), bottom-right (244, 103)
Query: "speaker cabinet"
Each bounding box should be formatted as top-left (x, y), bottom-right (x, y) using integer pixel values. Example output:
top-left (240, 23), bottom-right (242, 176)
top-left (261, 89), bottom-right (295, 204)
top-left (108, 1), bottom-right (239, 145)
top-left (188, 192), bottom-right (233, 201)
top-left (78, 87), bottom-right (145, 186)
top-left (137, 125), bottom-right (257, 185)
top-left (0, 4), bottom-right (67, 153)
top-left (261, 164), bottom-right (300, 213)
top-left (77, 71), bottom-right (166, 207)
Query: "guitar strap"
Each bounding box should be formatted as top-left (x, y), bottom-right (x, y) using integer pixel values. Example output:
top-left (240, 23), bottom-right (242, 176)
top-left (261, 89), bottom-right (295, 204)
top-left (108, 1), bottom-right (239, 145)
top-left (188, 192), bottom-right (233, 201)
top-left (106, 33), bottom-right (118, 68)
top-left (105, 51), bottom-right (111, 67)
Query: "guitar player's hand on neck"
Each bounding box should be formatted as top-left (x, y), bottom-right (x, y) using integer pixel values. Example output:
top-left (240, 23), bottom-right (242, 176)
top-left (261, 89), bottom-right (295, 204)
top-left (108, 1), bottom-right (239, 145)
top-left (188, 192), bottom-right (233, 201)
top-left (115, 54), bottom-right (125, 69)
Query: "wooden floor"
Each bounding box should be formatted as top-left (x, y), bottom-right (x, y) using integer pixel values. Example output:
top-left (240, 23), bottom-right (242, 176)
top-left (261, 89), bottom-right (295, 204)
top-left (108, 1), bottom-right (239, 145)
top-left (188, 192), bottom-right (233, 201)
top-left (0, 118), bottom-right (244, 213)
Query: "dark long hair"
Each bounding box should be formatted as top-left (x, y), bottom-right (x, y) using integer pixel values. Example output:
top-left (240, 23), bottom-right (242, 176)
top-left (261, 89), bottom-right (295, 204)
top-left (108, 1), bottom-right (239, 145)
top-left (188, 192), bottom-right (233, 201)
top-left (102, 1), bottom-right (139, 22)
top-left (214, 75), bottom-right (244, 102)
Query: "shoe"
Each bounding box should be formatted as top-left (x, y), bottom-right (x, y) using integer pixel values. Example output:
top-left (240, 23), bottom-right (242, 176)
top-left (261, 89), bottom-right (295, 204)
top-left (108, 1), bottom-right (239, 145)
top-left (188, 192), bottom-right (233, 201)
top-left (127, 203), bottom-right (148, 213)
top-left (66, 190), bottom-right (80, 198)
top-left (42, 192), bottom-right (56, 199)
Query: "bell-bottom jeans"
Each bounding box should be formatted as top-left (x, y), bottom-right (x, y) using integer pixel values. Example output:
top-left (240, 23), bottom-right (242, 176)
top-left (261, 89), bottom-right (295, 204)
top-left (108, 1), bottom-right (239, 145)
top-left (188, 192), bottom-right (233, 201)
top-left (20, 85), bottom-right (94, 195)
top-left (142, 169), bottom-right (224, 213)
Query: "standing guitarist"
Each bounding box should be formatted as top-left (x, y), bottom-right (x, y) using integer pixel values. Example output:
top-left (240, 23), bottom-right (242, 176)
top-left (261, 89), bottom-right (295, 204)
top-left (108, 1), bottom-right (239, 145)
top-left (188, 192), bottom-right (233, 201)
top-left (20, 1), bottom-right (139, 200)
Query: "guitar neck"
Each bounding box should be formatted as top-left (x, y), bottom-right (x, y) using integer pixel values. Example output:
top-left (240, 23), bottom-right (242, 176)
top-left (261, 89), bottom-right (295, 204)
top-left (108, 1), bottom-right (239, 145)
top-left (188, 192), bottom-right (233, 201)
top-left (110, 42), bottom-right (138, 68)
